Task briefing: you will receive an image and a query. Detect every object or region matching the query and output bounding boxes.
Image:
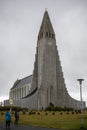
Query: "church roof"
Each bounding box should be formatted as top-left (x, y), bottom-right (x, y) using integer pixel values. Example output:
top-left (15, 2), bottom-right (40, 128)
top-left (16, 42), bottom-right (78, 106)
top-left (11, 75), bottom-right (32, 90)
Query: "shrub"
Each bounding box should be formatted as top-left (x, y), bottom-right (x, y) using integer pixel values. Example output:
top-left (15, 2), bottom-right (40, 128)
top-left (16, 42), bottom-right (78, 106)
top-left (45, 105), bottom-right (74, 112)
top-left (72, 111), bottom-right (74, 114)
top-left (45, 112), bottom-right (48, 115)
top-left (29, 111), bottom-right (36, 115)
top-left (54, 106), bottom-right (63, 111)
top-left (60, 112), bottom-right (63, 115)
top-left (64, 106), bottom-right (74, 112)
top-left (0, 106), bottom-right (22, 111)
top-left (45, 102), bottom-right (54, 111)
top-left (66, 112), bottom-right (69, 115)
top-left (45, 106), bottom-right (54, 111)
top-left (75, 110), bottom-right (78, 114)
top-left (78, 110), bottom-right (81, 114)
top-left (52, 112), bottom-right (55, 115)
top-left (37, 112), bottom-right (40, 115)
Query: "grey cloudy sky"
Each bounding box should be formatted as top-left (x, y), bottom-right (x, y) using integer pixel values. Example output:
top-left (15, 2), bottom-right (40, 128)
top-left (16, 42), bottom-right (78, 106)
top-left (0, 0), bottom-right (87, 105)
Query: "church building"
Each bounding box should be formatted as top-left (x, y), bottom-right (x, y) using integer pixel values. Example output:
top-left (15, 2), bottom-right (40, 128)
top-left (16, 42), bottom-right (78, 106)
top-left (6, 10), bottom-right (85, 110)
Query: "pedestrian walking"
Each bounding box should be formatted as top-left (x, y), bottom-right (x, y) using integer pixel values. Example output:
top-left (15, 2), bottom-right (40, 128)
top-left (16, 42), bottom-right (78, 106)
top-left (14, 109), bottom-right (19, 125)
top-left (5, 110), bottom-right (11, 129)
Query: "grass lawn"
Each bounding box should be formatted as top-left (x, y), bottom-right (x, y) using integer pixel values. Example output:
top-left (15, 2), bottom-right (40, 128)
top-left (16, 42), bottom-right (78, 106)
top-left (0, 110), bottom-right (87, 130)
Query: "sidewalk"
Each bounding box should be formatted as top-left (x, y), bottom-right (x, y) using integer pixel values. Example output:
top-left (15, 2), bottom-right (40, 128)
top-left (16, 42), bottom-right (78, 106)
top-left (0, 123), bottom-right (61, 130)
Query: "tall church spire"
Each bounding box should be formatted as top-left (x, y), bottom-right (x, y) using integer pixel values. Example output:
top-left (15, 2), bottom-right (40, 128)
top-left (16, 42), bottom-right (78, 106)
top-left (38, 10), bottom-right (55, 40)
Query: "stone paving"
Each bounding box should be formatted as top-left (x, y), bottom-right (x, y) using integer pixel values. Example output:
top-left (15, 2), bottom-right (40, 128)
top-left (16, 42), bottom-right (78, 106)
top-left (1, 123), bottom-right (87, 130)
top-left (0, 123), bottom-right (61, 130)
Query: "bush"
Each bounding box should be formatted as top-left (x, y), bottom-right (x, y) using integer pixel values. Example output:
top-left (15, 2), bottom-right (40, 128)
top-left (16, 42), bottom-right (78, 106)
top-left (72, 111), bottom-right (74, 114)
top-left (0, 106), bottom-right (21, 111)
top-left (45, 103), bottom-right (54, 111)
top-left (75, 110), bottom-right (79, 114)
top-left (54, 106), bottom-right (63, 111)
top-left (45, 105), bottom-right (74, 112)
top-left (66, 112), bottom-right (69, 115)
top-left (45, 106), bottom-right (54, 111)
top-left (60, 112), bottom-right (63, 115)
top-left (37, 112), bottom-right (40, 115)
top-left (45, 112), bottom-right (48, 115)
top-left (52, 112), bottom-right (55, 115)
top-left (78, 110), bottom-right (81, 114)
top-left (29, 111), bottom-right (36, 115)
top-left (64, 106), bottom-right (74, 112)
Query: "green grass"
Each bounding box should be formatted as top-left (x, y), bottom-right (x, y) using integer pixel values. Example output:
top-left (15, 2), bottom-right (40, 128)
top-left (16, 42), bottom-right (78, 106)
top-left (0, 111), bottom-right (87, 130)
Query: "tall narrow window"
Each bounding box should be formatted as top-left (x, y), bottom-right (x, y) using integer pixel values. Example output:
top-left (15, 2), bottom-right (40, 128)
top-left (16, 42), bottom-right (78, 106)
top-left (49, 31), bottom-right (51, 38)
top-left (46, 32), bottom-right (48, 37)
top-left (52, 34), bottom-right (54, 38)
top-left (50, 86), bottom-right (53, 103)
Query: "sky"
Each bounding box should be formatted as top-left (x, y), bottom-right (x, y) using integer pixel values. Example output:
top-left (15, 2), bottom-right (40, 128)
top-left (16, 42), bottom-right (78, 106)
top-left (0, 0), bottom-right (87, 106)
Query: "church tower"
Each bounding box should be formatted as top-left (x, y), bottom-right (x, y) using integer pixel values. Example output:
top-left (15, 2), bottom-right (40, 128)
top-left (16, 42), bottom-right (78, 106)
top-left (29, 10), bottom-right (85, 110)
top-left (30, 10), bottom-right (69, 109)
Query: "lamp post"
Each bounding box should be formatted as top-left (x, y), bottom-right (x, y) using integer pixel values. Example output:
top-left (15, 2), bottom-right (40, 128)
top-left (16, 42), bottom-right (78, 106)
top-left (77, 79), bottom-right (84, 129)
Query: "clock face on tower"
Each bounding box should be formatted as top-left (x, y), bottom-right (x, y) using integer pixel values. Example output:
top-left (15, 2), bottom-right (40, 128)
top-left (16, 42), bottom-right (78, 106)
top-left (48, 41), bottom-right (52, 45)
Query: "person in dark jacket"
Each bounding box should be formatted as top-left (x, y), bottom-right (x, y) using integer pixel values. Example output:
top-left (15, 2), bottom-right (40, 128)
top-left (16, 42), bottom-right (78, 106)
top-left (14, 109), bottom-right (19, 125)
top-left (5, 110), bottom-right (11, 129)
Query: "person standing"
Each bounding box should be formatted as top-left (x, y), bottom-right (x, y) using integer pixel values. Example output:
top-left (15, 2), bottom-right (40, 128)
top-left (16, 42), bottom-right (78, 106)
top-left (14, 109), bottom-right (19, 125)
top-left (5, 110), bottom-right (11, 129)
